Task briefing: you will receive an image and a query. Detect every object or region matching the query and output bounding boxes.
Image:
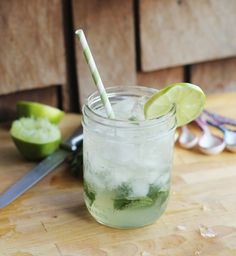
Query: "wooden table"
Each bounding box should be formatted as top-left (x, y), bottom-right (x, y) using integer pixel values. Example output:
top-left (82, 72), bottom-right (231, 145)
top-left (0, 92), bottom-right (236, 256)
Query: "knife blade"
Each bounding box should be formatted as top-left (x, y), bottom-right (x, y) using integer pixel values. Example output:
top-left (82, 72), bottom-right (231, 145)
top-left (0, 125), bottom-right (83, 209)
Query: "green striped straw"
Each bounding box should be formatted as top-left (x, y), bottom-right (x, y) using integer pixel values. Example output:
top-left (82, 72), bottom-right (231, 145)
top-left (75, 29), bottom-right (115, 119)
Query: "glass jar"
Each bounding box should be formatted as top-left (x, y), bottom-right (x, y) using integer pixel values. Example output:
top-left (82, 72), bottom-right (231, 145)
top-left (82, 86), bottom-right (176, 229)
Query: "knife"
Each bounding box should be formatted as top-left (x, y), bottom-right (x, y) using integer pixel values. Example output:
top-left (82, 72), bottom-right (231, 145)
top-left (0, 126), bottom-right (83, 209)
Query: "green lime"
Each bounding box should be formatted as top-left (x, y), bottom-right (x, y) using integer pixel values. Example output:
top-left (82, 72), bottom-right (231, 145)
top-left (10, 117), bottom-right (61, 160)
top-left (17, 101), bottom-right (64, 124)
top-left (144, 83), bottom-right (205, 127)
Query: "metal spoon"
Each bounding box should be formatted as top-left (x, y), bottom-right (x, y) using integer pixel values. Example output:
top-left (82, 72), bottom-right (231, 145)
top-left (195, 116), bottom-right (225, 155)
top-left (207, 119), bottom-right (236, 152)
top-left (175, 130), bottom-right (179, 143)
top-left (179, 125), bottom-right (198, 149)
top-left (204, 109), bottom-right (236, 126)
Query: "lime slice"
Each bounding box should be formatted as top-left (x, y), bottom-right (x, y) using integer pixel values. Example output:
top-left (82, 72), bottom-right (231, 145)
top-left (17, 101), bottom-right (64, 124)
top-left (10, 117), bottom-right (61, 160)
top-left (144, 83), bottom-right (205, 127)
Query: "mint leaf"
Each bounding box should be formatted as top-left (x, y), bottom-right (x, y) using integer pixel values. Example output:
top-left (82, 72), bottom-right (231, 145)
top-left (84, 181), bottom-right (96, 206)
top-left (113, 198), bottom-right (132, 210)
top-left (113, 183), bottom-right (131, 200)
top-left (156, 190), bottom-right (169, 205)
top-left (114, 197), bottom-right (153, 210)
top-left (113, 183), bottom-right (169, 210)
top-left (113, 183), bottom-right (132, 210)
top-left (147, 185), bottom-right (160, 201)
top-left (128, 116), bottom-right (137, 121)
top-left (128, 197), bottom-right (154, 208)
top-left (113, 183), bottom-right (154, 210)
top-left (148, 185), bottom-right (169, 205)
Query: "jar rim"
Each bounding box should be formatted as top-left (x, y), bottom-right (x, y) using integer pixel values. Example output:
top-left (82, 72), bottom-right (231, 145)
top-left (82, 86), bottom-right (176, 130)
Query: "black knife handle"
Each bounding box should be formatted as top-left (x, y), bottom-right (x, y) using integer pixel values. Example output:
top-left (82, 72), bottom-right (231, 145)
top-left (60, 126), bottom-right (83, 152)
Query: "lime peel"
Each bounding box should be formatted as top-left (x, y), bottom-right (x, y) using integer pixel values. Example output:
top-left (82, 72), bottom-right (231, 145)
top-left (144, 83), bottom-right (206, 127)
top-left (17, 101), bottom-right (64, 124)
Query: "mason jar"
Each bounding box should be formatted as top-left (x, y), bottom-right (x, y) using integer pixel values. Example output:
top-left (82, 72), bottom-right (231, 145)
top-left (82, 86), bottom-right (176, 229)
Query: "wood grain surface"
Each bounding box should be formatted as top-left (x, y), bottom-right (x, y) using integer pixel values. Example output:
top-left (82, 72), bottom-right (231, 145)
top-left (192, 57), bottom-right (236, 93)
top-left (0, 0), bottom-right (67, 105)
top-left (137, 67), bottom-right (183, 89)
top-left (139, 0), bottom-right (236, 71)
top-left (1, 93), bottom-right (236, 255)
top-left (73, 0), bottom-right (136, 105)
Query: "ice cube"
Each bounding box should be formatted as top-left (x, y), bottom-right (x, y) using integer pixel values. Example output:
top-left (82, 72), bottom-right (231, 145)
top-left (153, 172), bottom-right (171, 188)
top-left (112, 97), bottom-right (146, 121)
top-left (130, 179), bottom-right (149, 197)
top-left (199, 225), bottom-right (217, 238)
top-left (112, 166), bottom-right (133, 184)
top-left (129, 97), bottom-right (146, 121)
top-left (112, 98), bottom-right (137, 120)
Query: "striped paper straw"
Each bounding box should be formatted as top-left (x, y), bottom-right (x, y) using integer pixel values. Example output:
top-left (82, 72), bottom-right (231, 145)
top-left (75, 29), bottom-right (115, 119)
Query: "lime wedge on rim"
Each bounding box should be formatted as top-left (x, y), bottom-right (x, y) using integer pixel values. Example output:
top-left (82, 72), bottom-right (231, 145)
top-left (144, 83), bottom-right (205, 127)
top-left (10, 117), bottom-right (61, 160)
top-left (17, 101), bottom-right (64, 124)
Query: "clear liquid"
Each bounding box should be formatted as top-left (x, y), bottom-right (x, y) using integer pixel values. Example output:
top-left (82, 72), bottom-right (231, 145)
top-left (84, 180), bottom-right (170, 228)
top-left (83, 92), bottom-right (175, 228)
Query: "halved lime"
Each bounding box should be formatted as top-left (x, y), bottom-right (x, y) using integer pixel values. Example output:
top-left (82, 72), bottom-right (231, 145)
top-left (144, 83), bottom-right (205, 127)
top-left (10, 117), bottom-right (61, 160)
top-left (17, 101), bottom-right (64, 124)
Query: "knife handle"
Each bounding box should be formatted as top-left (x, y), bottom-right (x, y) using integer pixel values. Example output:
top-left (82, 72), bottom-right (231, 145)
top-left (61, 126), bottom-right (83, 152)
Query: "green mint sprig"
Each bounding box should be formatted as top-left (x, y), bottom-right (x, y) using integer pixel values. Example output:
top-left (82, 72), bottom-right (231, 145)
top-left (84, 181), bottom-right (96, 206)
top-left (113, 183), bottom-right (169, 211)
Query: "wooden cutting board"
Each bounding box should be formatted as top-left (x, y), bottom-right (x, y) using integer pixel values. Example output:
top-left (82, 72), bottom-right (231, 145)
top-left (0, 93), bottom-right (236, 256)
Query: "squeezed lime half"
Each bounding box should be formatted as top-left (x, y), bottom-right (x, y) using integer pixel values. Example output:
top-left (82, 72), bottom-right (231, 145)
top-left (10, 117), bottom-right (61, 160)
top-left (17, 101), bottom-right (64, 124)
top-left (144, 83), bottom-right (205, 127)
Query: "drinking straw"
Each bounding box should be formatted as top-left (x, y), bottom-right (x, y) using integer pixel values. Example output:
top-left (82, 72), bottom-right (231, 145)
top-left (75, 29), bottom-right (115, 119)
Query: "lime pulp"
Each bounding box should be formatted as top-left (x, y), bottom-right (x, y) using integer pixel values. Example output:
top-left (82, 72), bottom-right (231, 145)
top-left (10, 117), bottom-right (61, 160)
